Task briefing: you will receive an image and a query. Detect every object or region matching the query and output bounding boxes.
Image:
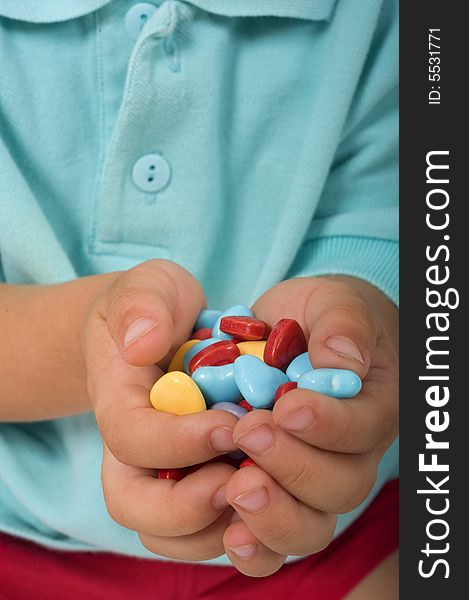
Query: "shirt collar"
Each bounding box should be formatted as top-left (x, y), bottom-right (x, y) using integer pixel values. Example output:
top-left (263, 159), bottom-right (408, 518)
top-left (186, 0), bottom-right (338, 21)
top-left (0, 0), bottom-right (337, 23)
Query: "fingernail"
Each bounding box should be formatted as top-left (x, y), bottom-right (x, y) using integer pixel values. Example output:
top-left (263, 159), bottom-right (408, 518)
top-left (280, 407), bottom-right (314, 432)
top-left (230, 511), bottom-right (242, 523)
top-left (212, 486), bottom-right (229, 510)
top-left (226, 543), bottom-right (258, 560)
top-left (236, 425), bottom-right (274, 455)
top-left (325, 336), bottom-right (364, 365)
top-left (233, 486), bottom-right (268, 514)
top-left (123, 318), bottom-right (157, 348)
top-left (210, 427), bottom-right (237, 453)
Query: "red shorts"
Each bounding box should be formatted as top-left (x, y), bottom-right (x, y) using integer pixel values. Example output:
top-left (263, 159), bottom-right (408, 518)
top-left (0, 479), bottom-right (398, 600)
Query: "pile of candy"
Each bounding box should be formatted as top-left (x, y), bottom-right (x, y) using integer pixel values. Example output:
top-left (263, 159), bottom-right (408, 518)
top-left (149, 305), bottom-right (362, 480)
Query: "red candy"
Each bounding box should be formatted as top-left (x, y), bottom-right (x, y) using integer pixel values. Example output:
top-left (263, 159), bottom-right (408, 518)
top-left (188, 340), bottom-right (241, 374)
top-left (239, 457), bottom-right (258, 468)
top-left (239, 399), bottom-right (254, 412)
top-left (274, 381), bottom-right (298, 403)
top-left (263, 319), bottom-right (307, 371)
top-left (192, 327), bottom-right (213, 340)
top-left (219, 316), bottom-right (271, 341)
top-left (157, 468), bottom-right (187, 481)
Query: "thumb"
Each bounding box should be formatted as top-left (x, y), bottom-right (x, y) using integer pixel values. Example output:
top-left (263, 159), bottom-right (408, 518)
top-left (103, 260), bottom-right (206, 367)
top-left (305, 279), bottom-right (378, 379)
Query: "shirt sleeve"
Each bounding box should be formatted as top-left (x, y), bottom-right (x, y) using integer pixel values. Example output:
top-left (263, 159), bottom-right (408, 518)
top-left (287, 0), bottom-right (399, 306)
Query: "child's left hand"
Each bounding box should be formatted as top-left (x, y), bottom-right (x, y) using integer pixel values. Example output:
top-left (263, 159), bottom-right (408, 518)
top-left (222, 276), bottom-right (399, 576)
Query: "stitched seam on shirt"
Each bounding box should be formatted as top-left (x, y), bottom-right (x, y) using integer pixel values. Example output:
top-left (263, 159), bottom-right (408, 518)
top-left (164, 0), bottom-right (181, 73)
top-left (90, 4), bottom-right (177, 253)
top-left (88, 9), bottom-right (106, 255)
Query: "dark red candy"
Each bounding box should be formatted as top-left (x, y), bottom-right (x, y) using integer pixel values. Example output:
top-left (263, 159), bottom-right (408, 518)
top-left (188, 340), bottom-right (241, 374)
top-left (219, 316), bottom-right (271, 341)
top-left (239, 399), bottom-right (254, 412)
top-left (263, 319), bottom-right (308, 371)
top-left (239, 457), bottom-right (258, 468)
top-left (192, 328), bottom-right (213, 340)
top-left (157, 468), bottom-right (187, 481)
top-left (274, 381), bottom-right (298, 403)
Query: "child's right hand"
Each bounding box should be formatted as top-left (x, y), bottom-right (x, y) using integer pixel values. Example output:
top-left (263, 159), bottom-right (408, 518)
top-left (83, 260), bottom-right (239, 560)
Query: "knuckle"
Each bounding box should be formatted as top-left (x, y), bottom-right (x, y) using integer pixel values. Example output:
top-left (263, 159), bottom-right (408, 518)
top-left (196, 538), bottom-right (225, 561)
top-left (102, 481), bottom-right (127, 528)
top-left (169, 498), bottom-right (202, 536)
top-left (165, 429), bottom-right (191, 468)
top-left (138, 533), bottom-right (159, 555)
top-left (265, 518), bottom-right (299, 553)
top-left (334, 467), bottom-right (377, 514)
top-left (309, 516), bottom-right (336, 554)
top-left (105, 499), bottom-right (126, 529)
top-left (328, 411), bottom-right (353, 451)
top-left (281, 456), bottom-right (311, 491)
top-left (320, 280), bottom-right (377, 338)
top-left (101, 420), bottom-right (132, 466)
top-left (107, 284), bottom-right (149, 325)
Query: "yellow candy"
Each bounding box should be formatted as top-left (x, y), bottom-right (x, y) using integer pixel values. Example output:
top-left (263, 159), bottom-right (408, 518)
top-left (237, 341), bottom-right (267, 361)
top-left (150, 371), bottom-right (206, 415)
top-left (167, 339), bottom-right (200, 372)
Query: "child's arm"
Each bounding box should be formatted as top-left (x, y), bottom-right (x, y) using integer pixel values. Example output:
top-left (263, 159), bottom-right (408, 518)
top-left (0, 274), bottom-right (116, 420)
top-left (219, 275), bottom-right (398, 576)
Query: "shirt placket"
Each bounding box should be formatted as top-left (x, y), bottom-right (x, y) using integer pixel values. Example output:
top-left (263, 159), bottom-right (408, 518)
top-left (91, 0), bottom-right (190, 261)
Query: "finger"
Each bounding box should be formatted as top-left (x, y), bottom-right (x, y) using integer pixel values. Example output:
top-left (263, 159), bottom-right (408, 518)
top-left (253, 278), bottom-right (377, 378)
top-left (87, 323), bottom-right (239, 467)
top-left (139, 509), bottom-right (233, 562)
top-left (223, 520), bottom-right (286, 577)
top-left (272, 352), bottom-right (398, 454)
top-left (303, 279), bottom-right (378, 378)
top-left (100, 259), bottom-right (205, 366)
top-left (102, 446), bottom-right (236, 537)
top-left (225, 464), bottom-right (336, 556)
top-left (98, 383), bottom-right (239, 468)
top-left (233, 410), bottom-right (378, 514)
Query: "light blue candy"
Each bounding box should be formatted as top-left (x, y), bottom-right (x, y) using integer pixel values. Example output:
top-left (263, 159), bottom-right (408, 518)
top-left (212, 304), bottom-right (254, 340)
top-left (210, 402), bottom-right (247, 419)
top-left (194, 309), bottom-right (222, 330)
top-left (234, 355), bottom-right (288, 409)
top-left (286, 352), bottom-right (313, 382)
top-left (183, 337), bottom-right (221, 374)
top-left (191, 364), bottom-right (242, 406)
top-left (297, 368), bottom-right (362, 399)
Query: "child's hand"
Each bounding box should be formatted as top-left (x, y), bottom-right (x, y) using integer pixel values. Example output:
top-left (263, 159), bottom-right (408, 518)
top-left (84, 260), bottom-right (240, 561)
top-left (222, 277), bottom-right (399, 576)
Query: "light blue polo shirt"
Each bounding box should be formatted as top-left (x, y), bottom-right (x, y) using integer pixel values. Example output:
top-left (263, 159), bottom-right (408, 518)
top-left (0, 0), bottom-right (398, 563)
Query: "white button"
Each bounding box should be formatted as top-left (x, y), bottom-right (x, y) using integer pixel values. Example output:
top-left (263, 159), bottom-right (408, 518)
top-left (132, 154), bottom-right (171, 193)
top-left (125, 3), bottom-right (157, 39)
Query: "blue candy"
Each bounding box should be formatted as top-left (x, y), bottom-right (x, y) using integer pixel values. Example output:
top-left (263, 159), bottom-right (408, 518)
top-left (234, 355), bottom-right (288, 409)
top-left (191, 364), bottom-right (242, 406)
top-left (210, 402), bottom-right (248, 419)
top-left (212, 304), bottom-right (254, 340)
top-left (297, 368), bottom-right (362, 399)
top-left (194, 309), bottom-right (222, 330)
top-left (210, 405), bottom-right (247, 459)
top-left (286, 352), bottom-right (313, 382)
top-left (182, 337), bottom-right (221, 374)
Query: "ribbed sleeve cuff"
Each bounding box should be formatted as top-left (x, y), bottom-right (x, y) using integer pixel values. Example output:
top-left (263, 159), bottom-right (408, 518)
top-left (287, 236), bottom-right (399, 307)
